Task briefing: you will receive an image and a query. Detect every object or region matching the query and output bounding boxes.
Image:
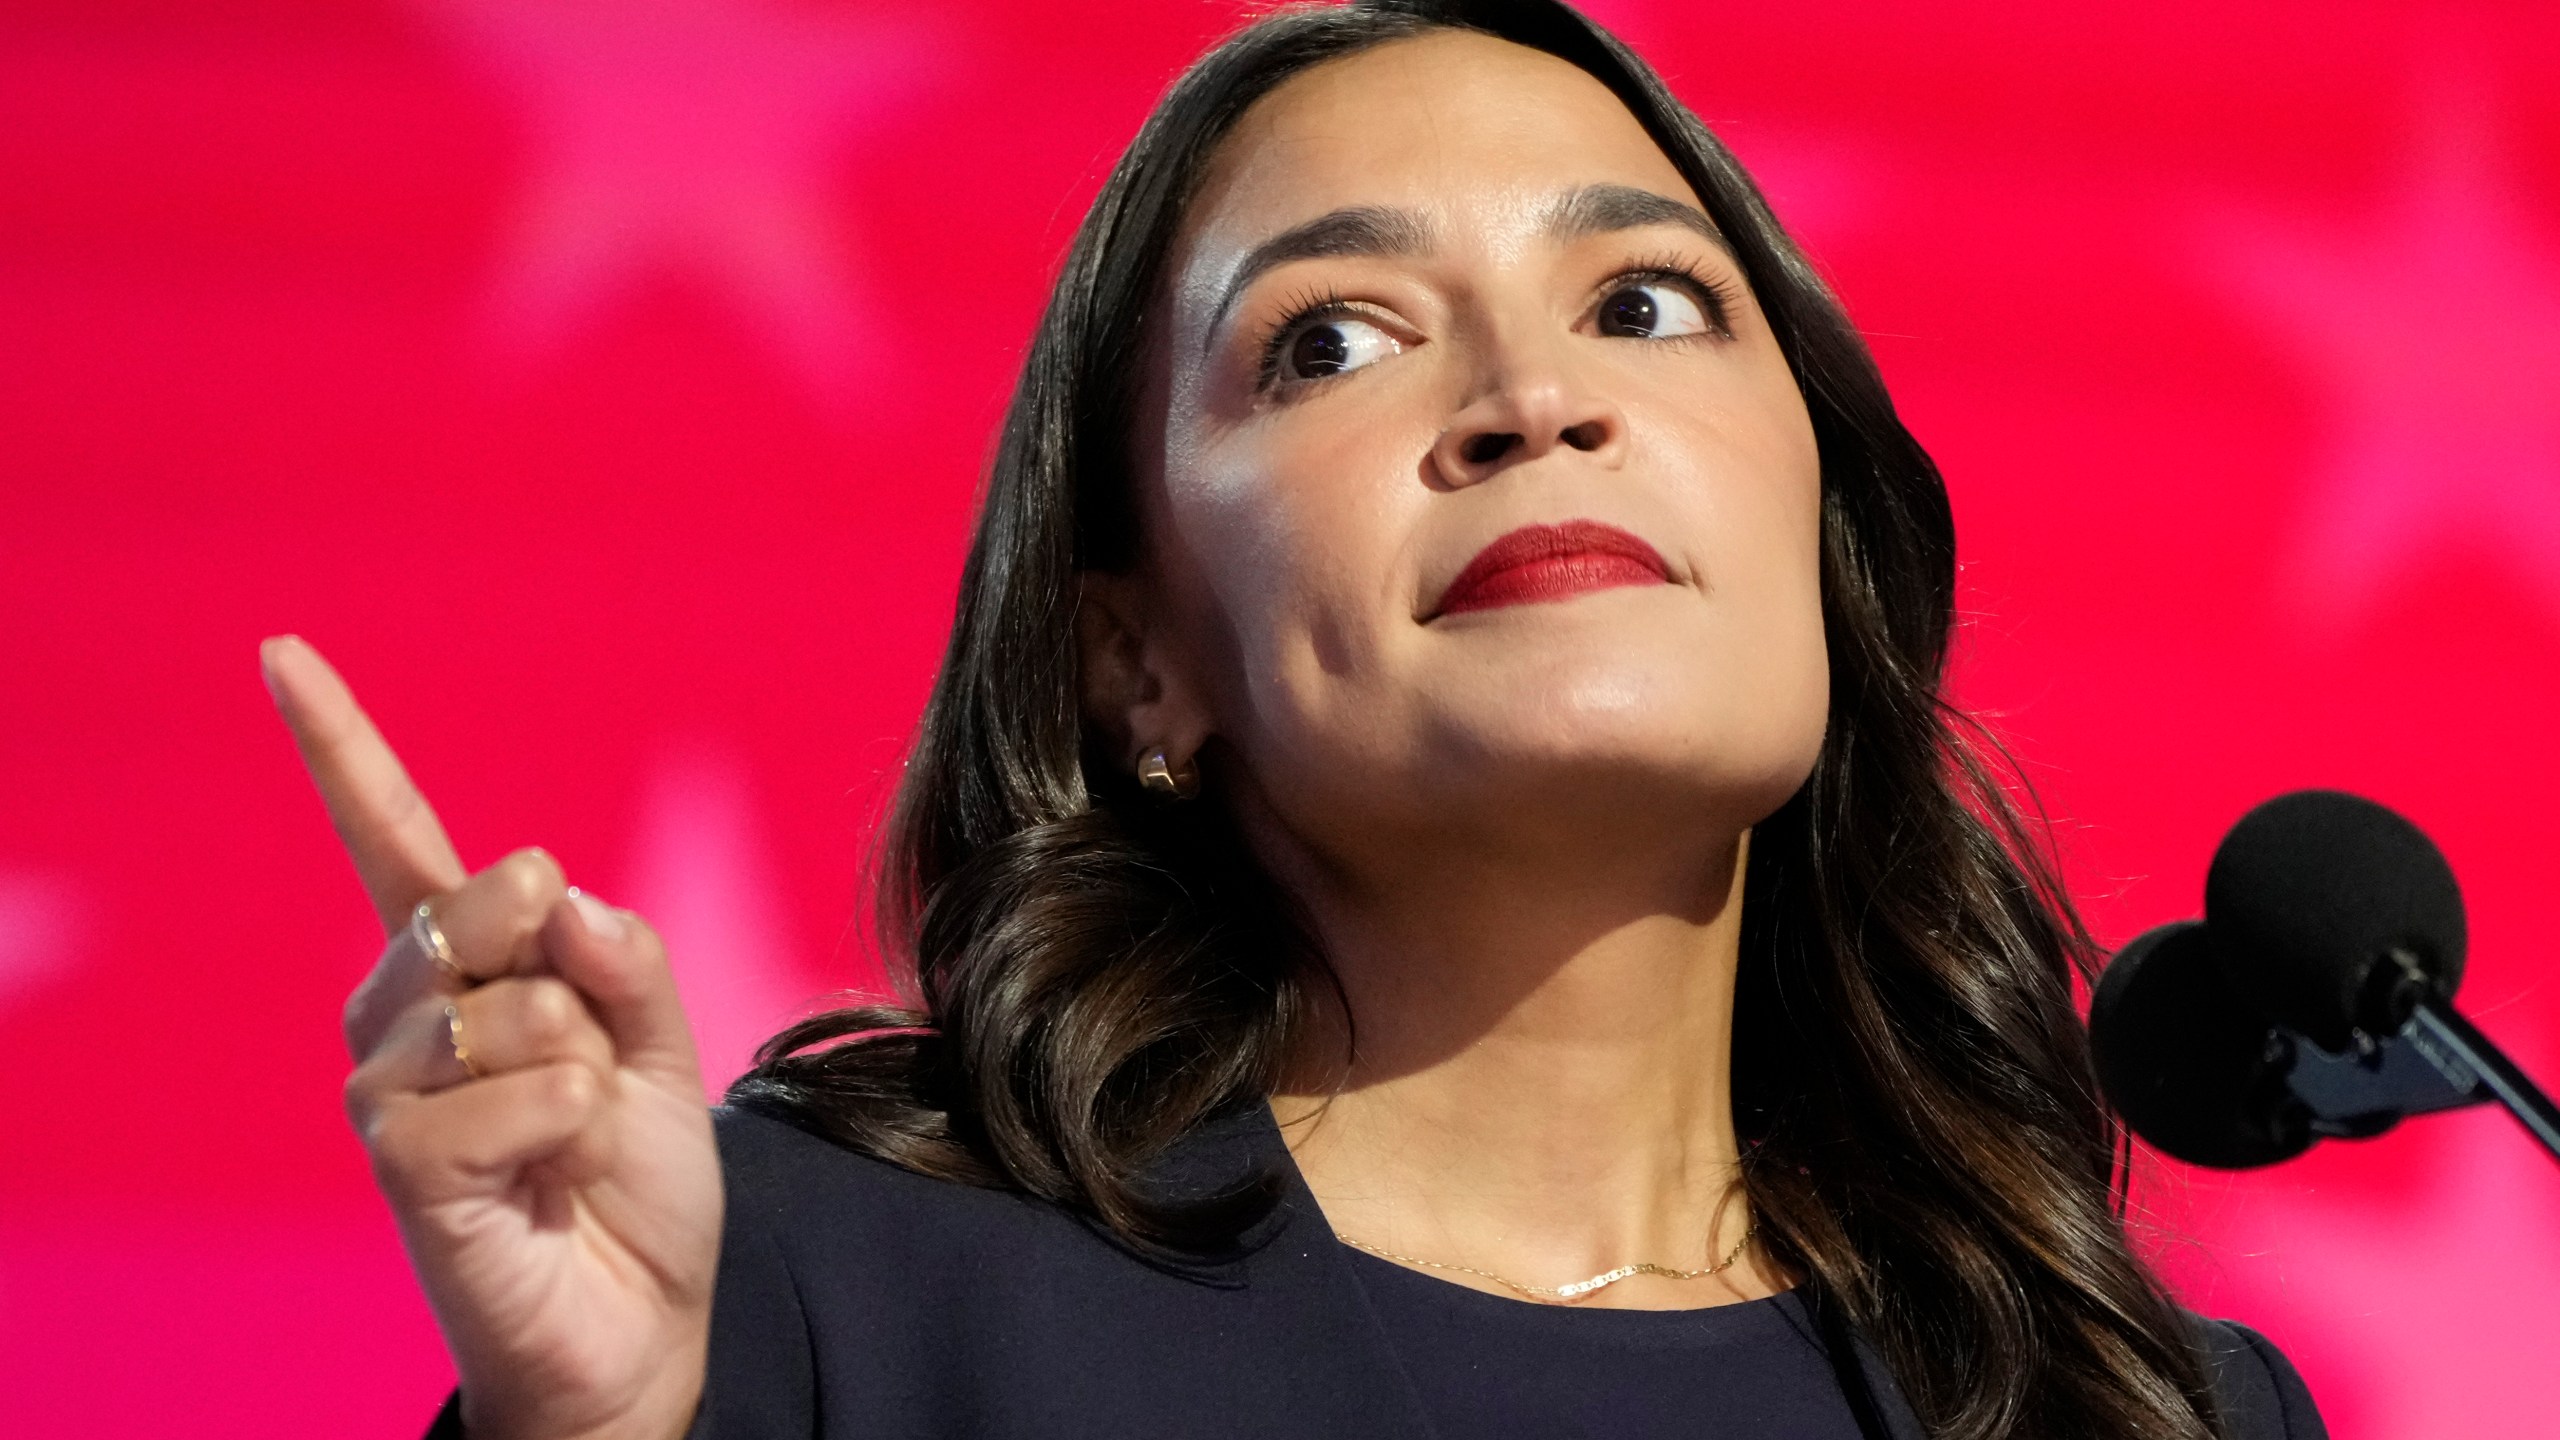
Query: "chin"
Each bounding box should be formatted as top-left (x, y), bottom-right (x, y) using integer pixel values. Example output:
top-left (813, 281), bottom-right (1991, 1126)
top-left (1411, 663), bottom-right (1825, 836)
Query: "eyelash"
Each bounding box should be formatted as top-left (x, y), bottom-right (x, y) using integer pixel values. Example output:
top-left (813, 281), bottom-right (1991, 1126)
top-left (1254, 283), bottom-right (1359, 392)
top-left (1251, 259), bottom-right (1741, 393)
top-left (1614, 253), bottom-right (1740, 338)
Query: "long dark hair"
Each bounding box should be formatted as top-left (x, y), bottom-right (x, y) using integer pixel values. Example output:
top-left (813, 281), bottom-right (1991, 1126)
top-left (732, 3), bottom-right (2222, 1436)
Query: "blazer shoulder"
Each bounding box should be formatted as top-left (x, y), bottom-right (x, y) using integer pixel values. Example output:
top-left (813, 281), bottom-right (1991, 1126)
top-left (711, 1102), bottom-right (953, 1208)
top-left (2198, 1318), bottom-right (2328, 1440)
top-left (710, 1103), bottom-right (1106, 1263)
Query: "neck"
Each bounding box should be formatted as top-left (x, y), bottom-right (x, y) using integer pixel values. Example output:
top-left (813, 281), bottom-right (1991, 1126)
top-left (1266, 822), bottom-right (1785, 1309)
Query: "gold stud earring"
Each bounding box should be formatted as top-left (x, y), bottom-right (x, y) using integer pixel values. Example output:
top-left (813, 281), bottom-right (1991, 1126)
top-left (1138, 748), bottom-right (1198, 800)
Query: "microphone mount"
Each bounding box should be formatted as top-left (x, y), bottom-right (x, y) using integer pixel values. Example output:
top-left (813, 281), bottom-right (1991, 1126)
top-left (2399, 1001), bottom-right (2560, 1162)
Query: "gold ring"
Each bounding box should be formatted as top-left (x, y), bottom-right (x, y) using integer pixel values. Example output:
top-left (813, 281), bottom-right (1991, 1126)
top-left (412, 900), bottom-right (468, 988)
top-left (445, 1002), bottom-right (483, 1080)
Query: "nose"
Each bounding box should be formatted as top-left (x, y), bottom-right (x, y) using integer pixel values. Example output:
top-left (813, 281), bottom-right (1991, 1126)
top-left (1428, 359), bottom-right (1629, 489)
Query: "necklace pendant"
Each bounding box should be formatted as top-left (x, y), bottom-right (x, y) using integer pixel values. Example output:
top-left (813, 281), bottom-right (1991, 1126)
top-left (1553, 1264), bottom-right (1642, 1300)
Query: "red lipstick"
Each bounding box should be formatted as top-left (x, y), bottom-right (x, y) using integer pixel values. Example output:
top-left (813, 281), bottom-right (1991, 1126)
top-left (1431, 520), bottom-right (1672, 618)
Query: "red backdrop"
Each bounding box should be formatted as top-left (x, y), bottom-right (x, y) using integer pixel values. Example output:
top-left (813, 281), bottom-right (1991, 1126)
top-left (5, 0), bottom-right (2558, 1433)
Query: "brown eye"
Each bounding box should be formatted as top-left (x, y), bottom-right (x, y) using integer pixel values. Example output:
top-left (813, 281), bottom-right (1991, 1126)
top-left (1279, 314), bottom-right (1399, 381)
top-left (1596, 281), bottom-right (1710, 339)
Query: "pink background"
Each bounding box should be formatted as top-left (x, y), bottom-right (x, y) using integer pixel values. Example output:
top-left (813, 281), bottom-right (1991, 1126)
top-left (5, 0), bottom-right (2558, 1432)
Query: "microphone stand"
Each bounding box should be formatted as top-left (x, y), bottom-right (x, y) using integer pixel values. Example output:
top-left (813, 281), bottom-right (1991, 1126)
top-left (2406, 1002), bottom-right (2560, 1167)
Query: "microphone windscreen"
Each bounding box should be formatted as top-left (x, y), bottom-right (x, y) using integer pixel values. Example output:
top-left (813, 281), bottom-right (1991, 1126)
top-left (2204, 790), bottom-right (2465, 1049)
top-left (2090, 922), bottom-right (2312, 1169)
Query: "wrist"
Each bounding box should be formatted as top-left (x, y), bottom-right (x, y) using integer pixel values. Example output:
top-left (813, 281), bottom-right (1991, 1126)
top-left (456, 1331), bottom-right (707, 1440)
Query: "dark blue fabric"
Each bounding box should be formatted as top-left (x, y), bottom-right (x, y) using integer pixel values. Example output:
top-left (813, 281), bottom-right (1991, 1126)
top-left (2202, 1318), bottom-right (2330, 1440)
top-left (419, 1104), bottom-right (2325, 1440)
top-left (1342, 1246), bottom-right (1868, 1439)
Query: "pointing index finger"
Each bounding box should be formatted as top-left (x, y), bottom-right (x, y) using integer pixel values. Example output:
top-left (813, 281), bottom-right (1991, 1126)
top-left (262, 635), bottom-right (469, 932)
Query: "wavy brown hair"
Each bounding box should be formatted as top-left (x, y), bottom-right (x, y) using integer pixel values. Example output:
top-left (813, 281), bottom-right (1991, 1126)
top-left (731, 2), bottom-right (2223, 1436)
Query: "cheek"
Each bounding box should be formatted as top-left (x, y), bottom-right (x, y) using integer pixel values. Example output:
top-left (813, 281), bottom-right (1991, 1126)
top-left (1158, 405), bottom-right (1433, 737)
top-left (1647, 362), bottom-right (1829, 767)
top-left (1746, 396), bottom-right (1830, 781)
top-left (1686, 357), bottom-right (1821, 544)
top-left (1679, 355), bottom-right (1822, 605)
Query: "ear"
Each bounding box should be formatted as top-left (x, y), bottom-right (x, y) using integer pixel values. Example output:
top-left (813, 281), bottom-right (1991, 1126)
top-left (1076, 570), bottom-right (1214, 775)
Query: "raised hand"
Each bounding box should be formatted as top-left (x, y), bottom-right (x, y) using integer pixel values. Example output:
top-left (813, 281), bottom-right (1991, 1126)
top-left (263, 636), bottom-right (720, 1440)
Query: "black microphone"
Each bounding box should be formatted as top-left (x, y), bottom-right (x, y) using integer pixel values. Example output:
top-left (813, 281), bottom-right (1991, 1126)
top-left (2205, 790), bottom-right (2466, 1051)
top-left (2088, 921), bottom-right (2313, 1169)
top-left (2091, 790), bottom-right (2560, 1170)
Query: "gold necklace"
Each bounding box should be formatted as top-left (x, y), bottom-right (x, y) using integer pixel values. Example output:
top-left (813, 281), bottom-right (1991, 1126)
top-left (1337, 1219), bottom-right (1757, 1305)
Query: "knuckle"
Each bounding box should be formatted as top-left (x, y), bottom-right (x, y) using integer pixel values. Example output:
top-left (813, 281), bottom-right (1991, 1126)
top-left (364, 1094), bottom-right (424, 1162)
top-left (518, 978), bottom-right (583, 1046)
top-left (546, 1060), bottom-right (601, 1112)
top-left (341, 1067), bottom-right (382, 1130)
top-left (486, 858), bottom-right (536, 911)
top-left (463, 851), bottom-right (567, 950)
top-left (497, 846), bottom-right (566, 902)
top-left (340, 987), bottom-right (374, 1055)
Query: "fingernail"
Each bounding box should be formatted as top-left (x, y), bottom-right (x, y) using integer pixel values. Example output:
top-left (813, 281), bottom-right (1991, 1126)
top-left (566, 887), bottom-right (626, 941)
top-left (257, 635), bottom-right (298, 706)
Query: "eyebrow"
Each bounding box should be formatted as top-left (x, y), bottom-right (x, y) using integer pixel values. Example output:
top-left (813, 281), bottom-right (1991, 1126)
top-left (1204, 205), bottom-right (1434, 346)
top-left (1540, 183), bottom-right (1728, 251)
top-left (1201, 184), bottom-right (1728, 348)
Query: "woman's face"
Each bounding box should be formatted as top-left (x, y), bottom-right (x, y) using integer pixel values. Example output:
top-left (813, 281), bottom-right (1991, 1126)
top-left (1099, 31), bottom-right (1828, 881)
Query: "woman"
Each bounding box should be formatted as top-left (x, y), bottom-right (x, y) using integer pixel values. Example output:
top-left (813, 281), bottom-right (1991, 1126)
top-left (266, 1), bottom-right (2326, 1437)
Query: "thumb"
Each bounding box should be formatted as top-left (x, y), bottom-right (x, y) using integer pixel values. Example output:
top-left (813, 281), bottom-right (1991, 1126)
top-left (542, 890), bottom-right (707, 1097)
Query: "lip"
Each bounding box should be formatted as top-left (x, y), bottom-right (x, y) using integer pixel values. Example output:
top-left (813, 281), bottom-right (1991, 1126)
top-left (1429, 520), bottom-right (1673, 619)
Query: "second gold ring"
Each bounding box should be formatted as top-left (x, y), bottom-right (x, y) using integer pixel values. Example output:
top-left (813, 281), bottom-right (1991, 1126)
top-left (445, 1002), bottom-right (483, 1080)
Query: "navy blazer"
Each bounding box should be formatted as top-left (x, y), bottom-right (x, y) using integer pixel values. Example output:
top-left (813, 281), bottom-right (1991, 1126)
top-left (429, 1104), bottom-right (2326, 1439)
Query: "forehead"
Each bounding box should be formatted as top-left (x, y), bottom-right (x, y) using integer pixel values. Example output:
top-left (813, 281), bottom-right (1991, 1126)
top-left (1180, 30), bottom-right (1700, 256)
